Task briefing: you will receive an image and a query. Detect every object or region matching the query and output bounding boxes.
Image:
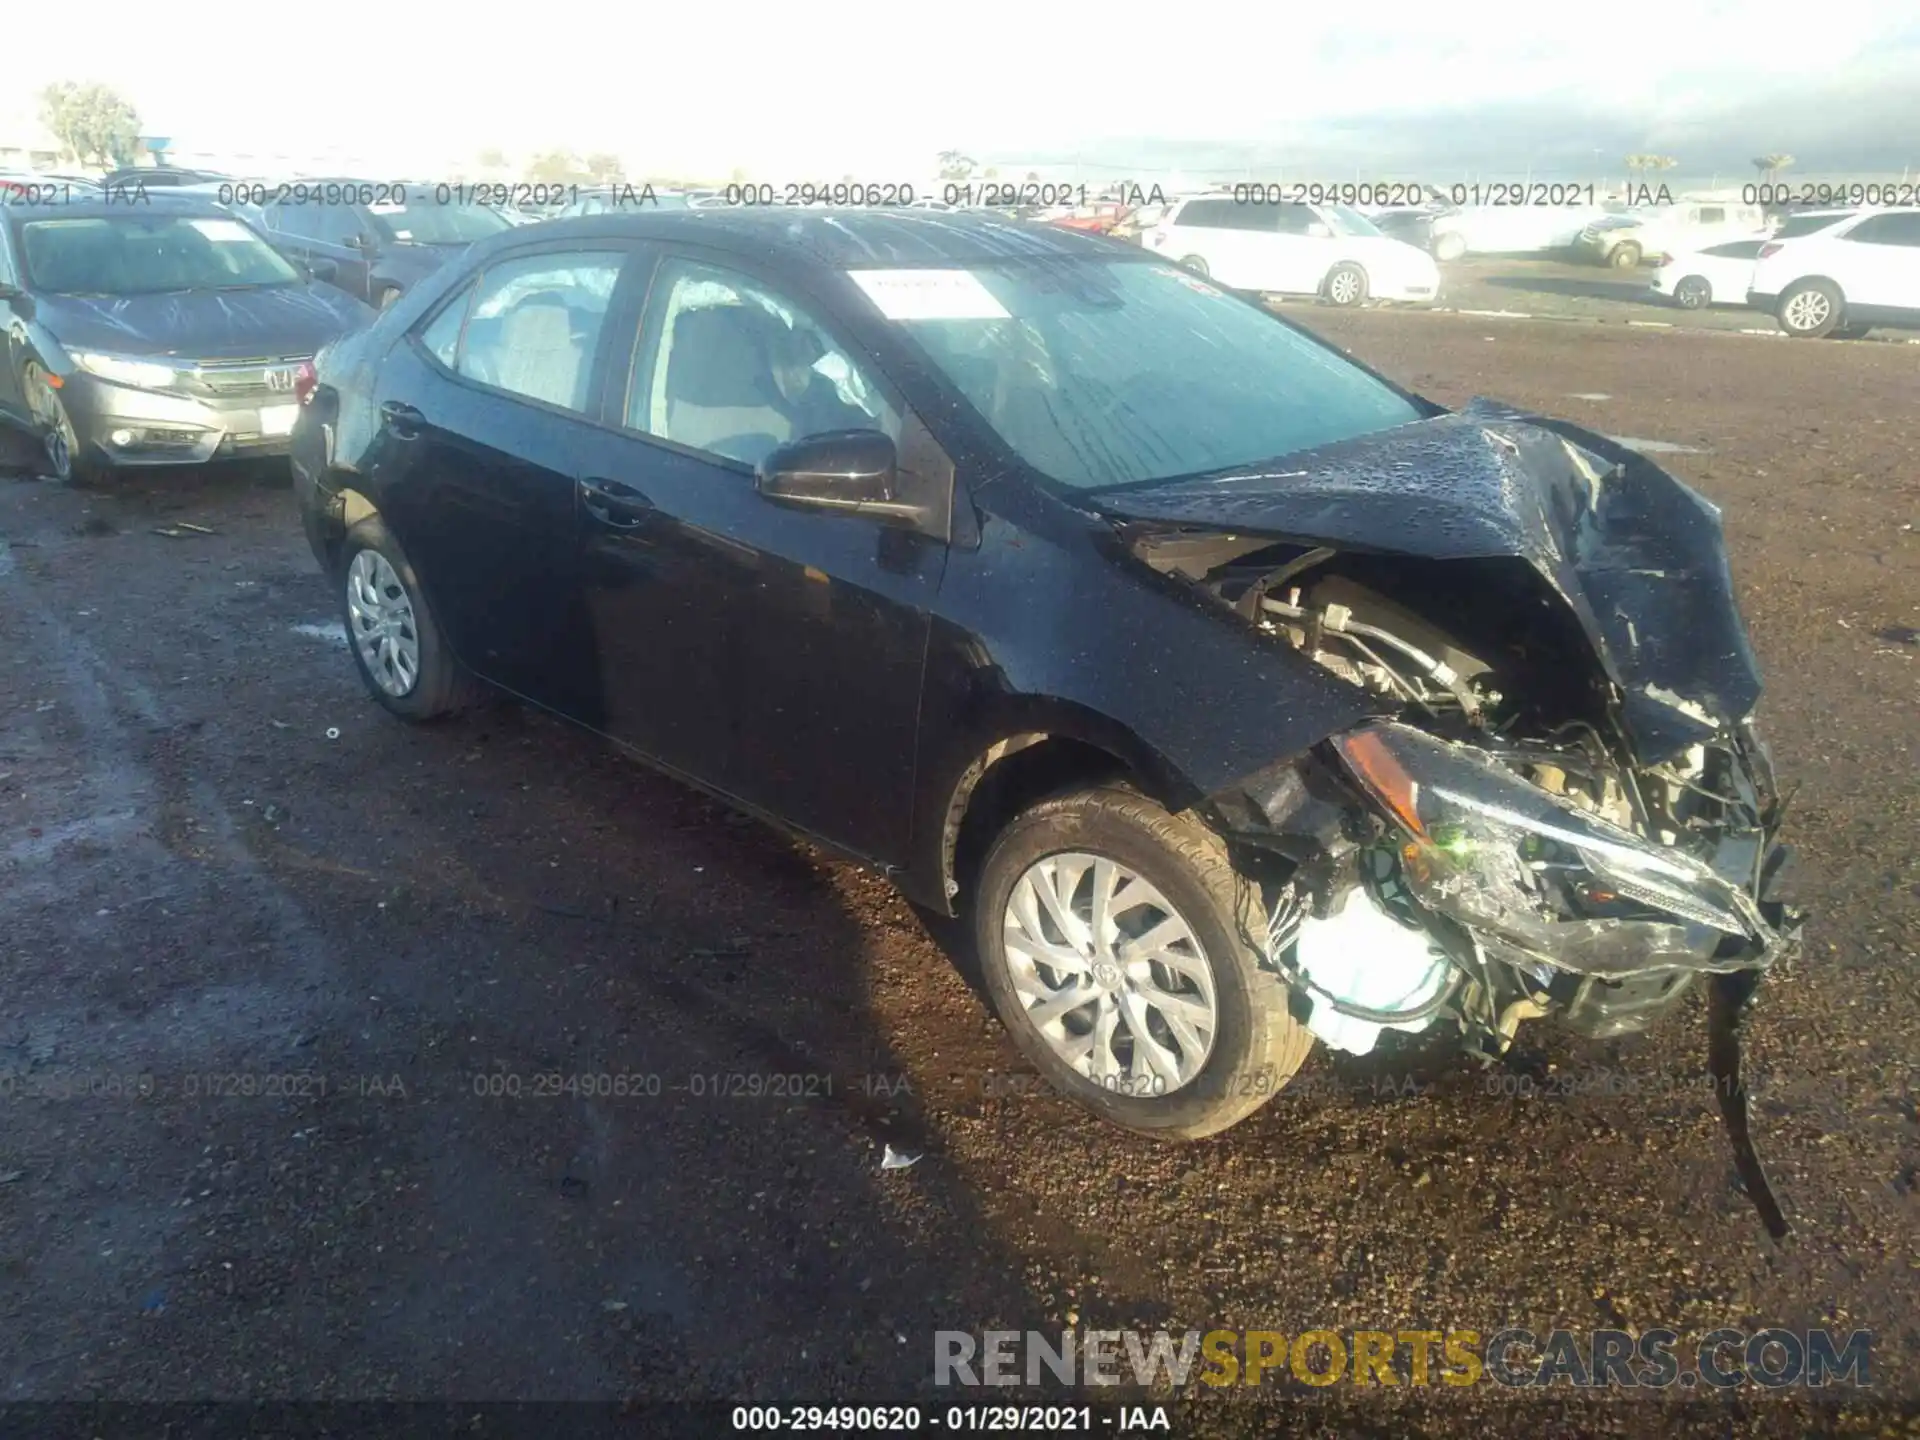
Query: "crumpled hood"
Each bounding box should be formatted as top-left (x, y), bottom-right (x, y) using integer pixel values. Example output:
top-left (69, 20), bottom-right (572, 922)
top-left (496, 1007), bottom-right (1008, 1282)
top-left (1087, 397), bottom-right (1762, 761)
top-left (40, 284), bottom-right (374, 360)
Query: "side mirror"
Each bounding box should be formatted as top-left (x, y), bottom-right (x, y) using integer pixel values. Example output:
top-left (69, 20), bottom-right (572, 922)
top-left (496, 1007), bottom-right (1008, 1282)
top-left (756, 430), bottom-right (899, 511)
top-left (308, 258), bottom-right (338, 282)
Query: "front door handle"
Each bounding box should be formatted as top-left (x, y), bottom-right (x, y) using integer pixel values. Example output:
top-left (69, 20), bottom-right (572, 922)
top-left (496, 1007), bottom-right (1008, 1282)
top-left (380, 400), bottom-right (424, 439)
top-left (580, 475), bottom-right (654, 529)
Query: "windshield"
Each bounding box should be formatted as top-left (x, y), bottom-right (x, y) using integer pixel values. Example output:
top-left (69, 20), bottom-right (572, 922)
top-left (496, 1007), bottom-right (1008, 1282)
top-left (366, 201), bottom-right (510, 245)
top-left (19, 212), bottom-right (301, 295)
top-left (1325, 204), bottom-right (1383, 238)
top-left (866, 259), bottom-right (1423, 490)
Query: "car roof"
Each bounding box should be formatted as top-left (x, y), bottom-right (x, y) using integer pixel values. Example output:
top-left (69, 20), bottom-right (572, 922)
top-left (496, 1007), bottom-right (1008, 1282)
top-left (483, 207), bottom-right (1140, 267)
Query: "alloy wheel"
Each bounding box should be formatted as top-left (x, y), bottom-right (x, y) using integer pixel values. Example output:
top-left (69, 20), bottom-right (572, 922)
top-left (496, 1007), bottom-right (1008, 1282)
top-left (24, 366), bottom-right (76, 482)
top-left (345, 549), bottom-right (422, 697)
top-left (1783, 290), bottom-right (1831, 332)
top-left (1329, 271), bottom-right (1362, 304)
top-left (1000, 850), bottom-right (1219, 1095)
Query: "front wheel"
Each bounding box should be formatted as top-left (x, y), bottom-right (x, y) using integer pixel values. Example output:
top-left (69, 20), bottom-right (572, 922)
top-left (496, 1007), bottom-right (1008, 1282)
top-left (1177, 254), bottom-right (1210, 278)
top-left (21, 361), bottom-right (102, 486)
top-left (1324, 262), bottom-right (1369, 307)
top-left (1673, 275), bottom-right (1711, 309)
top-left (1608, 241), bottom-right (1642, 269)
top-left (337, 516), bottom-right (484, 720)
top-left (973, 786), bottom-right (1311, 1140)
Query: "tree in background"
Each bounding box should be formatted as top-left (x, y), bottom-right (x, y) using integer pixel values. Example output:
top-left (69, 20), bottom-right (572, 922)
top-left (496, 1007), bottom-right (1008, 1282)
top-left (584, 153), bottom-right (623, 183)
top-left (526, 150), bottom-right (592, 184)
top-left (1752, 153), bottom-right (1795, 182)
top-left (476, 147), bottom-right (508, 172)
top-left (937, 150), bottom-right (975, 180)
top-left (40, 82), bottom-right (142, 169)
top-left (1624, 154), bottom-right (1679, 177)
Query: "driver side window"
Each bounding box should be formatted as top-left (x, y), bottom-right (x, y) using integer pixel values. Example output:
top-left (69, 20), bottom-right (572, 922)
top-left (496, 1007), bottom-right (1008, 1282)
top-left (627, 260), bottom-right (899, 468)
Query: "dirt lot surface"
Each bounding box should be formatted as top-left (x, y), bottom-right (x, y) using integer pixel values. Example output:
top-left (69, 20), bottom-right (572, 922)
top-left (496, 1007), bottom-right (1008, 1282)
top-left (1, 309), bottom-right (1915, 1437)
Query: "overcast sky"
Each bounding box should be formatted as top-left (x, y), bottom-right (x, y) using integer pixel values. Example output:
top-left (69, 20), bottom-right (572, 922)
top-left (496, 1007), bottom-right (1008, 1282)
top-left (12, 0), bottom-right (1920, 176)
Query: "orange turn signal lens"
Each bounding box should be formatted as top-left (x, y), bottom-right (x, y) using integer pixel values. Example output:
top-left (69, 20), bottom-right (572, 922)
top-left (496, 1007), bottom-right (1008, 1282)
top-left (1333, 730), bottom-right (1426, 839)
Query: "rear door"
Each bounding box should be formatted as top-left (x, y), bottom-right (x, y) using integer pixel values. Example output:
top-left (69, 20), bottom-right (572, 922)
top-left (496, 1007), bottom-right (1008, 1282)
top-left (1164, 199), bottom-right (1252, 284)
top-left (581, 252), bottom-right (948, 863)
top-left (370, 241), bottom-right (642, 723)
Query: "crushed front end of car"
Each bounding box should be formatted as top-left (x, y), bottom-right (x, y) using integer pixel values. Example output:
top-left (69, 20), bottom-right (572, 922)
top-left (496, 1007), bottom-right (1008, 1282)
top-left (1097, 398), bottom-right (1805, 1237)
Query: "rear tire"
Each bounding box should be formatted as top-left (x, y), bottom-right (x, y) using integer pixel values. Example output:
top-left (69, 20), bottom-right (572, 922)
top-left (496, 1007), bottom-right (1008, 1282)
top-left (1673, 275), bottom-right (1711, 309)
top-left (1777, 280), bottom-right (1843, 338)
top-left (337, 515), bottom-right (485, 721)
top-left (973, 785), bottom-right (1312, 1140)
top-left (1177, 254), bottom-right (1210, 278)
top-left (1609, 241), bottom-right (1643, 269)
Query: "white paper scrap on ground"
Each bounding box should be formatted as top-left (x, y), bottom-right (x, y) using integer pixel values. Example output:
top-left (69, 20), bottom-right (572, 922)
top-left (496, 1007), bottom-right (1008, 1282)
top-left (850, 270), bottom-right (1009, 321)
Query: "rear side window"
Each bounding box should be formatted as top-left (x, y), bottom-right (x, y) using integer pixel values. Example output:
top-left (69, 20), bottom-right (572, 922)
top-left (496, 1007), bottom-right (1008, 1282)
top-left (1844, 213), bottom-right (1920, 246)
top-left (1771, 212), bottom-right (1855, 240)
top-left (267, 202), bottom-right (361, 247)
top-left (1174, 199), bottom-right (1236, 229)
top-left (454, 251), bottom-right (624, 413)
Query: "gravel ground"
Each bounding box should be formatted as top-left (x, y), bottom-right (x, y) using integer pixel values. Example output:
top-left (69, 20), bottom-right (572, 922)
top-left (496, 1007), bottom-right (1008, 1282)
top-left (0, 309), bottom-right (1914, 1436)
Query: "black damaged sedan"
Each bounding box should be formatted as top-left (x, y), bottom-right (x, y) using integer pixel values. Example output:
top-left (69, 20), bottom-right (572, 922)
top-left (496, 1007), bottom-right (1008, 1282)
top-left (293, 210), bottom-right (1802, 1233)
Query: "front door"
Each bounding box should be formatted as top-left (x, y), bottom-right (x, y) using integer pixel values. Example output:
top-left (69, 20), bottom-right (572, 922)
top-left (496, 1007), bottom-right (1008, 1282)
top-left (583, 253), bottom-right (946, 863)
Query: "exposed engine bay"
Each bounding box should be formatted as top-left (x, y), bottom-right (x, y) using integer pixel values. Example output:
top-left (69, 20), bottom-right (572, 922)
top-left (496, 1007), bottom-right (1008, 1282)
top-left (1131, 522), bottom-right (1803, 1237)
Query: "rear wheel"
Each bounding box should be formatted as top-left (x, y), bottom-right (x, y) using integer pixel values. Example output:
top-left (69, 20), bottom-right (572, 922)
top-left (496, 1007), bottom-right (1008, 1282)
top-left (1324, 262), bottom-right (1369, 307)
top-left (1777, 280), bottom-right (1842, 337)
top-left (973, 786), bottom-right (1311, 1140)
top-left (1673, 275), bottom-right (1711, 309)
top-left (1609, 241), bottom-right (1643, 269)
top-left (1177, 254), bottom-right (1210, 278)
top-left (337, 516), bottom-right (485, 720)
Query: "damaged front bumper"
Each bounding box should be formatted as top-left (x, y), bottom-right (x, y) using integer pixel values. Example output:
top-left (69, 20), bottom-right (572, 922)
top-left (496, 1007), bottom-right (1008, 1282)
top-left (1206, 719), bottom-right (1804, 1238)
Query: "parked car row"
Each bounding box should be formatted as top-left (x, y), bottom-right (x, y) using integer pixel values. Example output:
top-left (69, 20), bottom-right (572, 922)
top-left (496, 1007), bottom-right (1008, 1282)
top-left (1140, 196), bottom-right (1441, 307)
top-left (1651, 207), bottom-right (1920, 336)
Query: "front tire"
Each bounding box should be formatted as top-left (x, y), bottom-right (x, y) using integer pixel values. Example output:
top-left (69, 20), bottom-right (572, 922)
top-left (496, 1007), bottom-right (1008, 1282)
top-left (1609, 241), bottom-right (1642, 269)
top-left (1777, 280), bottom-right (1842, 337)
top-left (1673, 275), bottom-right (1711, 309)
top-left (22, 362), bottom-right (103, 486)
top-left (1324, 262), bottom-right (1368, 307)
top-left (973, 786), bottom-right (1311, 1140)
top-left (1177, 254), bottom-right (1210, 278)
top-left (337, 516), bottom-right (483, 720)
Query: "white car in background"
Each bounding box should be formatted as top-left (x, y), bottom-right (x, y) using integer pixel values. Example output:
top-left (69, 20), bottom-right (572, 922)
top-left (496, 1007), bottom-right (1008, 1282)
top-left (1650, 237), bottom-right (1771, 309)
top-left (1577, 200), bottom-right (1769, 269)
top-left (1748, 207), bottom-right (1920, 338)
top-left (1142, 196), bottom-right (1440, 305)
top-left (1428, 203), bottom-right (1619, 260)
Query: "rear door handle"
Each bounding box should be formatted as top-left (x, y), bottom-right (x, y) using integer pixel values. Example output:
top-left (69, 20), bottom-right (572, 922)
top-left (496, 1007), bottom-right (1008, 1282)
top-left (580, 475), bottom-right (654, 529)
top-left (380, 400), bottom-right (424, 439)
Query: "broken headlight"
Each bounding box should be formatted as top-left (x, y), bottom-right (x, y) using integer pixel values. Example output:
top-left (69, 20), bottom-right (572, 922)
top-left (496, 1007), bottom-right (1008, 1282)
top-left (1328, 722), bottom-right (1778, 978)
